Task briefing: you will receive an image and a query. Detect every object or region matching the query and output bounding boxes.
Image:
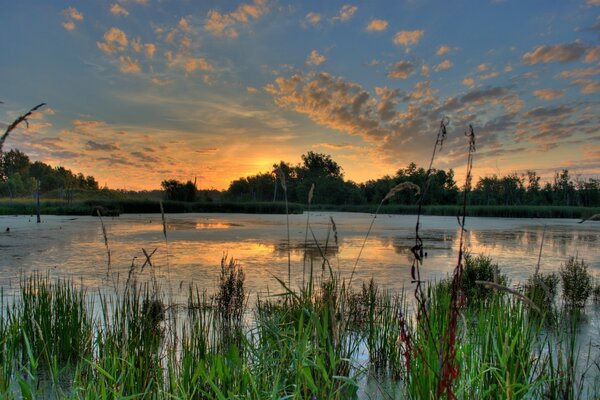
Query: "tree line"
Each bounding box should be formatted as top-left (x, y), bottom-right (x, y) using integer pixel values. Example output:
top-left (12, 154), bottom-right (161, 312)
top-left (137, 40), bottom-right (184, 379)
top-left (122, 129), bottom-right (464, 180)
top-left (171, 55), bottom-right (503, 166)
top-left (1, 148), bottom-right (598, 207)
top-left (0, 149), bottom-right (98, 201)
top-left (222, 151), bottom-right (599, 207)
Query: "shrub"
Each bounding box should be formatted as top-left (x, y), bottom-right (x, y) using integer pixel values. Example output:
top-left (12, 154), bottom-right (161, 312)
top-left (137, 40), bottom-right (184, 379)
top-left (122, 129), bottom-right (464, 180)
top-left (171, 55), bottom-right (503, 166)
top-left (460, 253), bottom-right (507, 305)
top-left (524, 272), bottom-right (560, 309)
top-left (560, 257), bottom-right (592, 308)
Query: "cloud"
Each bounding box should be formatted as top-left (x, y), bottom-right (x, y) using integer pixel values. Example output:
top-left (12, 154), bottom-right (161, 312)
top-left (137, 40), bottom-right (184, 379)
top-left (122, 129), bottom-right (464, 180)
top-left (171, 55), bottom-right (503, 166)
top-left (436, 45), bottom-right (450, 56)
top-left (533, 89), bottom-right (565, 100)
top-left (61, 7), bottom-right (83, 31)
top-left (86, 140), bottom-right (120, 151)
top-left (144, 43), bottom-right (156, 59)
top-left (332, 4), bottom-right (358, 22)
top-left (462, 77), bottom-right (474, 87)
top-left (303, 12), bottom-right (321, 27)
top-left (119, 56), bottom-right (141, 73)
top-left (572, 79), bottom-right (600, 94)
top-left (205, 0), bottom-right (269, 38)
top-left (110, 3), bottom-right (129, 16)
top-left (558, 65), bottom-right (600, 78)
top-left (477, 63), bottom-right (488, 72)
top-left (184, 57), bottom-right (213, 72)
top-left (306, 50), bottom-right (326, 66)
top-left (480, 71), bottom-right (498, 80)
top-left (587, 0), bottom-right (600, 5)
top-left (393, 30), bottom-right (424, 47)
top-left (62, 21), bottom-right (76, 31)
top-left (433, 59), bottom-right (453, 72)
top-left (365, 18), bottom-right (388, 32)
top-left (523, 105), bottom-right (573, 119)
top-left (97, 27), bottom-right (129, 54)
top-left (63, 7), bottom-right (83, 21)
top-left (246, 86), bottom-right (258, 93)
top-left (266, 72), bottom-right (403, 142)
top-left (522, 41), bottom-right (593, 64)
top-left (388, 61), bottom-right (415, 79)
top-left (584, 47), bottom-right (600, 63)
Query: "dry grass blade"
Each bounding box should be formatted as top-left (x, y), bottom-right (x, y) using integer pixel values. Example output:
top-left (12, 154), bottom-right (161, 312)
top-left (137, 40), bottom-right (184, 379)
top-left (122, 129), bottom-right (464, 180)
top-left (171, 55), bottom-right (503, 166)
top-left (475, 280), bottom-right (541, 313)
top-left (277, 167), bottom-right (287, 192)
top-left (97, 209), bottom-right (111, 273)
top-left (0, 103), bottom-right (46, 152)
top-left (383, 182), bottom-right (421, 202)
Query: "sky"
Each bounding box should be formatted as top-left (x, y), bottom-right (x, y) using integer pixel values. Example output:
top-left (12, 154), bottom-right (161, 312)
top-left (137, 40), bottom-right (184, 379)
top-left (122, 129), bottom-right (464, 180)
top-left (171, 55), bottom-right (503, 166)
top-left (1, 0), bottom-right (599, 191)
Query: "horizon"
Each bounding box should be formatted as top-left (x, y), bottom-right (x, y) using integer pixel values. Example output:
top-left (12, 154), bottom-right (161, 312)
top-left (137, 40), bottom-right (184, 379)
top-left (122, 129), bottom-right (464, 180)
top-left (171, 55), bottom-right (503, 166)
top-left (1, 1), bottom-right (599, 191)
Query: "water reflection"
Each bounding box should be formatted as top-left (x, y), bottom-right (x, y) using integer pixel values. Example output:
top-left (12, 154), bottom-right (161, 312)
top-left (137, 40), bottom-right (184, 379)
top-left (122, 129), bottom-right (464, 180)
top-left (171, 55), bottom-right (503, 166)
top-left (0, 214), bottom-right (598, 300)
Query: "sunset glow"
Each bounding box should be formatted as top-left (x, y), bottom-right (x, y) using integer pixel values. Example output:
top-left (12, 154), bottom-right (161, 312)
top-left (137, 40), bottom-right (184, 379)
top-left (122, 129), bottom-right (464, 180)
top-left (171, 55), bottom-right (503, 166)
top-left (1, 1), bottom-right (599, 190)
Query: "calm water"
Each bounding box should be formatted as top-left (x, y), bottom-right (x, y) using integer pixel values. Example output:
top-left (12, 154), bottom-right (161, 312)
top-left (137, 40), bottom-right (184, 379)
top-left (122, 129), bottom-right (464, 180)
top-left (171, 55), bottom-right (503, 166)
top-left (1, 212), bottom-right (598, 299)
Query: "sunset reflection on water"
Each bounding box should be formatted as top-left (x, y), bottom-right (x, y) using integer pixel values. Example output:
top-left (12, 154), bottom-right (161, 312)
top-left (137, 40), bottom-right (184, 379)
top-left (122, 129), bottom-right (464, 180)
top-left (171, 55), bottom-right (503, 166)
top-left (0, 213), bottom-right (598, 303)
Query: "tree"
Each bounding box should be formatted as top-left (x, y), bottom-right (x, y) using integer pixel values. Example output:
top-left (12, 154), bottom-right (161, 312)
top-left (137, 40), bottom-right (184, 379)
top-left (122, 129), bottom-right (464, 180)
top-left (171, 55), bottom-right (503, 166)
top-left (161, 179), bottom-right (197, 202)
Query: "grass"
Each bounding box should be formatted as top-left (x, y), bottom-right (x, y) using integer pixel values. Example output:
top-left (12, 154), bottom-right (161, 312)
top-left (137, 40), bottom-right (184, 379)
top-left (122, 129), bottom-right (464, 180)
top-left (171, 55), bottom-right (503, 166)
top-left (0, 259), bottom-right (598, 399)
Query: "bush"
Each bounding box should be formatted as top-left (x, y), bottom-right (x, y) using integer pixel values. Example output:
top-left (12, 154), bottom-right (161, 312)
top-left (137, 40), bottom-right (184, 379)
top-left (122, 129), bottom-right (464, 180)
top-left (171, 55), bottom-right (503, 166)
top-left (524, 272), bottom-right (560, 309)
top-left (560, 257), bottom-right (592, 308)
top-left (460, 254), bottom-right (507, 306)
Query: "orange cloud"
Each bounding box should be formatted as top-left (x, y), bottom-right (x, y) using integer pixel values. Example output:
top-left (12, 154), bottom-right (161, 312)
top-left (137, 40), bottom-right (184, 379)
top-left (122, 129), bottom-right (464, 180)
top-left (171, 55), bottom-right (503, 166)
top-left (436, 45), bottom-right (450, 56)
top-left (119, 56), bottom-right (141, 73)
top-left (306, 50), bottom-right (326, 66)
top-left (332, 4), bottom-right (358, 22)
top-left (303, 12), bottom-right (321, 27)
top-left (393, 30), bottom-right (424, 47)
top-left (61, 7), bottom-right (83, 31)
top-left (533, 89), bottom-right (565, 100)
top-left (97, 27), bottom-right (129, 54)
top-left (433, 59), bottom-right (453, 72)
top-left (365, 18), bottom-right (388, 32)
top-left (184, 57), bottom-right (213, 72)
top-left (522, 41), bottom-right (592, 64)
top-left (205, 0), bottom-right (268, 38)
top-left (388, 61), bottom-right (415, 79)
top-left (110, 4), bottom-right (129, 16)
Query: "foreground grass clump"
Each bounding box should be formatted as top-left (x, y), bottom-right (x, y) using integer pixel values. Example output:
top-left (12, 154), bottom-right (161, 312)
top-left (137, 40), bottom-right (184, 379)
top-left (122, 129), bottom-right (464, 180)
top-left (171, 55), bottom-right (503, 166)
top-left (0, 264), bottom-right (598, 399)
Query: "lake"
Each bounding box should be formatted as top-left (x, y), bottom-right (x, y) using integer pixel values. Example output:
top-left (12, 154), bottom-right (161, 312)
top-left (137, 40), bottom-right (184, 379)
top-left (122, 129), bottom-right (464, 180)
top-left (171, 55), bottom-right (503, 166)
top-left (1, 212), bottom-right (598, 300)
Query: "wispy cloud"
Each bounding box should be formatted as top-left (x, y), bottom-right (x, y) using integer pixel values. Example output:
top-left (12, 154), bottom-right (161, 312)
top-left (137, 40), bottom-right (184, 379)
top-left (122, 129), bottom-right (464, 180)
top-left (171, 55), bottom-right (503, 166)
top-left (303, 12), bottom-right (321, 27)
top-left (332, 4), bottom-right (358, 22)
top-left (533, 89), bottom-right (565, 100)
top-left (388, 60), bottom-right (415, 79)
top-left (522, 41), bottom-right (596, 64)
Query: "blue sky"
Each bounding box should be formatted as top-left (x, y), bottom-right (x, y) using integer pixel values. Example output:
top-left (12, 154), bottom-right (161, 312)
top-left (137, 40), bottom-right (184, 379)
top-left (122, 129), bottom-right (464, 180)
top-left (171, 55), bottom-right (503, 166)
top-left (1, 0), bottom-right (599, 189)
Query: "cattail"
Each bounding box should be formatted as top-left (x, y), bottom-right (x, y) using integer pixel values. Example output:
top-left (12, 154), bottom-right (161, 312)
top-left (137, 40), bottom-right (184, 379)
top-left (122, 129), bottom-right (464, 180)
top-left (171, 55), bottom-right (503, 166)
top-left (330, 216), bottom-right (338, 246)
top-left (159, 201), bottom-right (167, 240)
top-left (308, 183), bottom-right (315, 205)
top-left (382, 182), bottom-right (421, 203)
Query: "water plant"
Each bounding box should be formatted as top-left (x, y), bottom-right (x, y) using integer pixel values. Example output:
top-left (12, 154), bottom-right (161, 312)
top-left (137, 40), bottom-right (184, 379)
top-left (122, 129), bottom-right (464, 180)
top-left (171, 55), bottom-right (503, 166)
top-left (560, 257), bottom-right (592, 308)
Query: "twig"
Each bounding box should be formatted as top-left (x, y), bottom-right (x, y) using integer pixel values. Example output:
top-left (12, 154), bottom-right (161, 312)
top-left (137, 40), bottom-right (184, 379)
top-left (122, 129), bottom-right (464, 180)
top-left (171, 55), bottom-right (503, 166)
top-left (0, 103), bottom-right (46, 153)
